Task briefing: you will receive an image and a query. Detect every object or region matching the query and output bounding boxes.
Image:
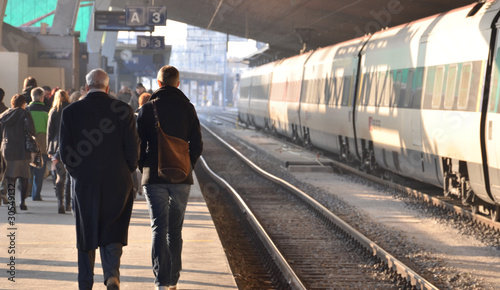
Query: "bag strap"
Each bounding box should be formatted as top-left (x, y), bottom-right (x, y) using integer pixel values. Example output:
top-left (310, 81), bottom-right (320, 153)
top-left (152, 99), bottom-right (161, 131)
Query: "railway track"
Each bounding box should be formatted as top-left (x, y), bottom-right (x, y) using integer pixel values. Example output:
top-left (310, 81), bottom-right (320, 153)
top-left (202, 107), bottom-right (500, 235)
top-left (197, 122), bottom-right (438, 289)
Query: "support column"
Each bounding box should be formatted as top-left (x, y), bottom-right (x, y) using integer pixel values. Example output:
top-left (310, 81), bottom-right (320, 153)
top-left (102, 31), bottom-right (118, 92)
top-left (86, 0), bottom-right (111, 71)
top-left (51, 0), bottom-right (79, 35)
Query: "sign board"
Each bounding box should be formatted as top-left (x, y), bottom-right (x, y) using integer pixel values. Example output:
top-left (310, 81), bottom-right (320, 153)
top-left (137, 36), bottom-right (165, 50)
top-left (94, 11), bottom-right (153, 31)
top-left (38, 51), bottom-right (72, 60)
top-left (126, 6), bottom-right (167, 26)
top-left (126, 6), bottom-right (146, 26)
top-left (147, 6), bottom-right (167, 26)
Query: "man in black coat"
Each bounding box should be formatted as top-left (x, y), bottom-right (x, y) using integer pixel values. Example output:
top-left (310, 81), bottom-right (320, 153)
top-left (137, 65), bottom-right (202, 289)
top-left (60, 68), bottom-right (140, 290)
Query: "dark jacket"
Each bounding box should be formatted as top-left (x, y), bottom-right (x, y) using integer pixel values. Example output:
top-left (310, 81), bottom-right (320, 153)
top-left (46, 101), bottom-right (69, 160)
top-left (22, 86), bottom-right (34, 104)
top-left (137, 86), bottom-right (203, 185)
top-left (0, 108), bottom-right (35, 161)
top-left (60, 91), bottom-right (140, 251)
top-left (0, 102), bottom-right (8, 114)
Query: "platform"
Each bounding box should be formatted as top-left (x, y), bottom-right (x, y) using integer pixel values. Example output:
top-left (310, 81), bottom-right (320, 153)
top-left (232, 127), bottom-right (334, 173)
top-left (0, 172), bottom-right (237, 289)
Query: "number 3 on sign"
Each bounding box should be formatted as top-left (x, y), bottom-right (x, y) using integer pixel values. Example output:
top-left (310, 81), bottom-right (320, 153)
top-left (152, 12), bottom-right (161, 24)
top-left (147, 7), bottom-right (167, 26)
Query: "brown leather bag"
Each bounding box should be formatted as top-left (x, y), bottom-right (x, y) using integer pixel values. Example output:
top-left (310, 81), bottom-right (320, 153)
top-left (152, 100), bottom-right (191, 183)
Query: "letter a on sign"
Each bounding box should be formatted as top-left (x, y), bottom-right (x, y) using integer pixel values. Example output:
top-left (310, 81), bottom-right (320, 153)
top-left (126, 6), bottom-right (146, 26)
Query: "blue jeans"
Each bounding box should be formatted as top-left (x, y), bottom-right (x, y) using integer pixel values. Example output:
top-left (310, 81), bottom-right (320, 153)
top-left (144, 183), bottom-right (191, 287)
top-left (31, 154), bottom-right (49, 200)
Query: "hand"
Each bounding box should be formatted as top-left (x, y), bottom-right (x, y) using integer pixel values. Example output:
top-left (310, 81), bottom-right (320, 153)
top-left (52, 159), bottom-right (59, 171)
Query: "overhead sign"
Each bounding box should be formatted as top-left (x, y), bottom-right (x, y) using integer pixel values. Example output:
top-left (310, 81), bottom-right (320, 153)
top-left (126, 6), bottom-right (167, 27)
top-left (126, 6), bottom-right (146, 26)
top-left (137, 36), bottom-right (165, 50)
top-left (94, 11), bottom-right (153, 31)
top-left (147, 6), bottom-right (167, 26)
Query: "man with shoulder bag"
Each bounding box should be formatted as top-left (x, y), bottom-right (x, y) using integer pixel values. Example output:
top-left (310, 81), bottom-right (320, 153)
top-left (137, 65), bottom-right (203, 290)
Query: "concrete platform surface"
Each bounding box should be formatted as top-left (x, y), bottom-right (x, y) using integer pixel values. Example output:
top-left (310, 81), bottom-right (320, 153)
top-left (0, 173), bottom-right (237, 290)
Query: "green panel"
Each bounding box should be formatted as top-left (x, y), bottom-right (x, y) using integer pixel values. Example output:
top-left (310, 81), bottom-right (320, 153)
top-left (4, 0), bottom-right (91, 43)
top-left (4, 0), bottom-right (57, 26)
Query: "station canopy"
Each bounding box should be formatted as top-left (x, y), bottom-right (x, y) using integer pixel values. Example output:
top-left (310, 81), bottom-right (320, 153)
top-left (5, 0), bottom-right (479, 54)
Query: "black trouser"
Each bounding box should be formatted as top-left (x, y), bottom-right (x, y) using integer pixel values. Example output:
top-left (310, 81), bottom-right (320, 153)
top-left (2, 177), bottom-right (28, 206)
top-left (78, 243), bottom-right (123, 290)
top-left (54, 161), bottom-right (71, 208)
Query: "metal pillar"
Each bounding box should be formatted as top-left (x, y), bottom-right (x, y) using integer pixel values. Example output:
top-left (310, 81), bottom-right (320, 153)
top-left (51, 0), bottom-right (79, 35)
top-left (223, 33), bottom-right (228, 109)
top-left (101, 31), bottom-right (118, 92)
top-left (86, 0), bottom-right (111, 71)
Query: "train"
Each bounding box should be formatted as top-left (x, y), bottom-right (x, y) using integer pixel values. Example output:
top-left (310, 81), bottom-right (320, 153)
top-left (238, 1), bottom-right (500, 221)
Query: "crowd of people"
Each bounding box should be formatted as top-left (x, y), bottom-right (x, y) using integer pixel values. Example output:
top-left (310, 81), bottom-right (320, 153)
top-left (0, 65), bottom-right (203, 290)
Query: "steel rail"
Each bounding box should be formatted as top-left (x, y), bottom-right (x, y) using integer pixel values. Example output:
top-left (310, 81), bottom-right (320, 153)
top-left (201, 123), bottom-right (439, 290)
top-left (198, 156), bottom-right (307, 290)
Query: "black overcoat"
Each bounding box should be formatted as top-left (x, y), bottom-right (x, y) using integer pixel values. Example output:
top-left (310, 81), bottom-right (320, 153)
top-left (60, 91), bottom-right (140, 251)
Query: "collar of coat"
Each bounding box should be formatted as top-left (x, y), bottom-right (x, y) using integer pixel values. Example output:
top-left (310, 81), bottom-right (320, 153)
top-left (150, 86), bottom-right (189, 102)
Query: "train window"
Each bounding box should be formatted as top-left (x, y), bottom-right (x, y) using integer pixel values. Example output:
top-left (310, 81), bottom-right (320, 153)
top-left (312, 79), bottom-right (318, 104)
top-left (490, 52), bottom-right (500, 112)
top-left (444, 65), bottom-right (458, 109)
top-left (394, 70), bottom-right (403, 107)
top-left (319, 78), bottom-right (326, 104)
top-left (302, 79), bottom-right (308, 103)
top-left (342, 76), bottom-right (351, 106)
top-left (412, 68), bottom-right (424, 109)
top-left (404, 69), bottom-right (414, 107)
top-left (431, 66), bottom-right (445, 109)
top-left (376, 71), bottom-right (386, 107)
top-left (458, 63), bottom-right (472, 110)
top-left (324, 78), bottom-right (329, 104)
top-left (349, 75), bottom-right (355, 106)
top-left (369, 72), bottom-right (377, 106)
top-left (328, 77), bottom-right (337, 106)
top-left (362, 73), bottom-right (371, 106)
top-left (384, 72), bottom-right (394, 107)
top-left (336, 77), bottom-right (344, 106)
top-left (424, 67), bottom-right (436, 109)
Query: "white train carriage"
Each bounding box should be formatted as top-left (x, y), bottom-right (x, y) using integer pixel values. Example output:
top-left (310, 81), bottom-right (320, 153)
top-left (238, 70), bottom-right (253, 124)
top-left (299, 37), bottom-right (367, 157)
top-left (356, 2), bottom-right (499, 209)
top-left (248, 61), bottom-right (279, 129)
top-left (239, 1), bottom-right (500, 218)
top-left (355, 14), bottom-right (443, 185)
top-left (269, 52), bottom-right (313, 139)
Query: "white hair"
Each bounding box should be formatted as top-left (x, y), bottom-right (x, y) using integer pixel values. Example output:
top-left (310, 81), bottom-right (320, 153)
top-left (86, 68), bottom-right (109, 90)
top-left (31, 87), bottom-right (45, 102)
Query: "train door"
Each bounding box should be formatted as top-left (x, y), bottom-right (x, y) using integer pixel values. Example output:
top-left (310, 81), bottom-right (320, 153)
top-left (486, 45), bottom-right (500, 202)
top-left (348, 59), bottom-right (359, 158)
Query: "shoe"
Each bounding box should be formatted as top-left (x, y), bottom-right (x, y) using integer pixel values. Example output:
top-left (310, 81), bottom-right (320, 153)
top-left (65, 204), bottom-right (71, 212)
top-left (58, 206), bottom-right (65, 214)
top-left (32, 197), bottom-right (43, 201)
top-left (1, 195), bottom-right (8, 205)
top-left (155, 286), bottom-right (168, 290)
top-left (106, 276), bottom-right (120, 290)
top-left (20, 203), bottom-right (27, 210)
